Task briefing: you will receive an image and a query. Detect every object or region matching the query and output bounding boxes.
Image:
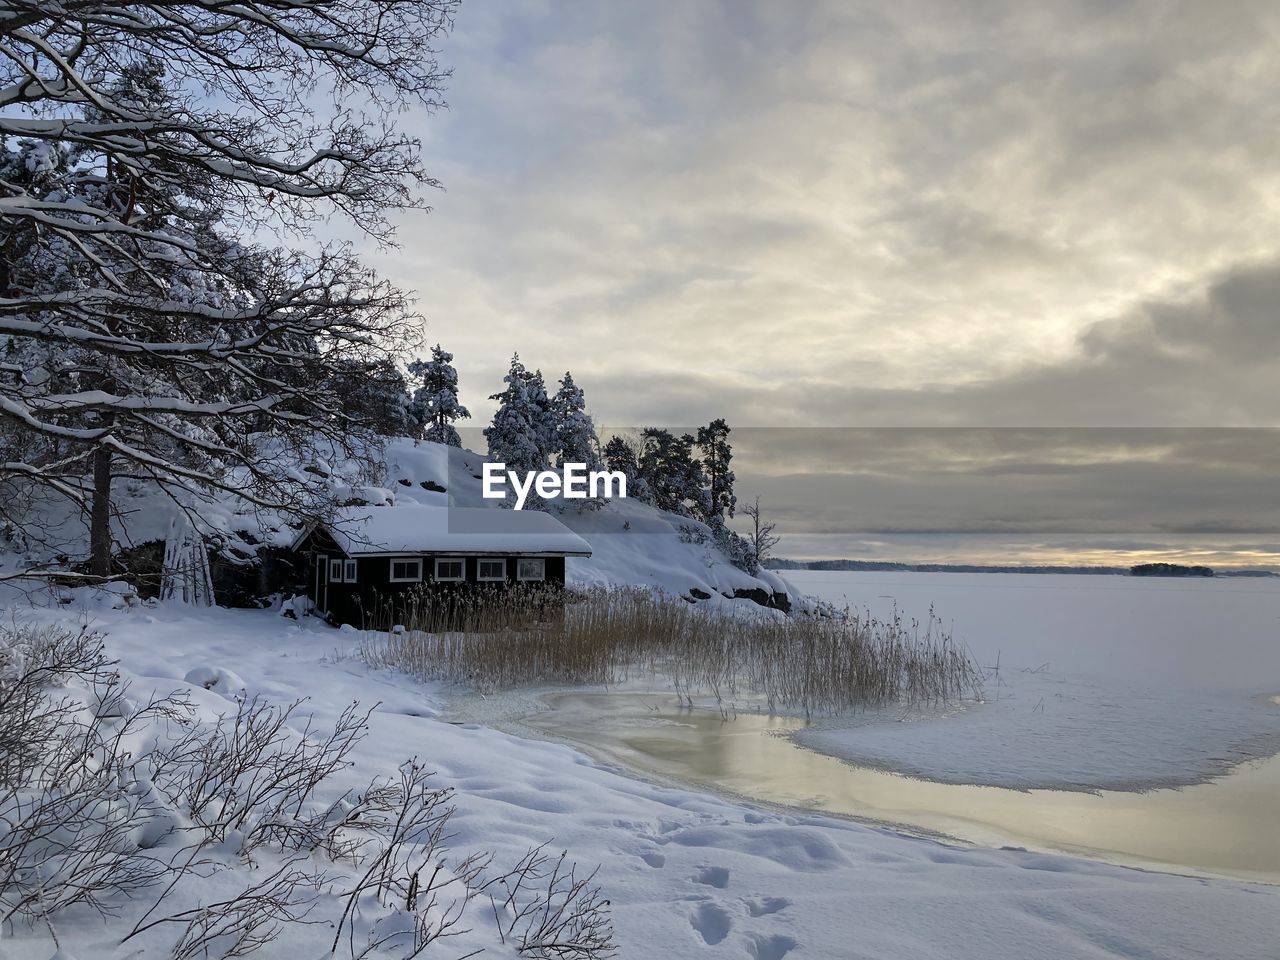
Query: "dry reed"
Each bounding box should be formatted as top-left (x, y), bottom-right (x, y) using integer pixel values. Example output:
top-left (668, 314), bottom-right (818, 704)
top-left (359, 586), bottom-right (982, 717)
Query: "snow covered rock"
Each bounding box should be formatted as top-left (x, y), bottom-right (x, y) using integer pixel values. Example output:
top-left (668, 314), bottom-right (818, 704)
top-left (183, 665), bottom-right (247, 696)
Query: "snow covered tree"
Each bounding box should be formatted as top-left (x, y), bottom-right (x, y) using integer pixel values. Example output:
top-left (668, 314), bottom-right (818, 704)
top-left (342, 360), bottom-right (416, 438)
top-left (637, 428), bottom-right (707, 516)
top-left (485, 355), bottom-right (553, 499)
top-left (0, 2), bottom-right (454, 574)
top-left (696, 418), bottom-right (736, 524)
top-left (602, 433), bottom-right (648, 504)
top-left (551, 372), bottom-right (600, 468)
top-left (603, 435), bottom-right (639, 479)
top-left (408, 344), bottom-right (470, 446)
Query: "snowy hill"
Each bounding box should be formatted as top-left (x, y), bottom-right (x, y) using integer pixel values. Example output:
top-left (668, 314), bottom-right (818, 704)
top-left (374, 439), bottom-right (797, 608)
top-left (1, 437), bottom-right (800, 611)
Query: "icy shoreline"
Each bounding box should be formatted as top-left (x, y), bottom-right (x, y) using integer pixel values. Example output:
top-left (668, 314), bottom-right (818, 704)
top-left (789, 686), bottom-right (1280, 793)
top-left (438, 666), bottom-right (1280, 796)
top-left (454, 684), bottom-right (1280, 882)
top-left (2, 596), bottom-right (1276, 959)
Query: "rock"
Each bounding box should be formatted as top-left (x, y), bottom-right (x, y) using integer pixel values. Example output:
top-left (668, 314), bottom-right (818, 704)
top-left (731, 587), bottom-right (793, 613)
top-left (184, 666), bottom-right (248, 696)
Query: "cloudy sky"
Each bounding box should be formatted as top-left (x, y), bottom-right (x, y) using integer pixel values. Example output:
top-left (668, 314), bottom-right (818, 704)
top-left (370, 1), bottom-right (1280, 566)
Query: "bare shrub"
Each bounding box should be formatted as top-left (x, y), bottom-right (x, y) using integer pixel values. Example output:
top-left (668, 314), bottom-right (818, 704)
top-left (148, 697), bottom-right (372, 853)
top-left (0, 622), bottom-right (117, 787)
top-left (332, 760), bottom-right (489, 958)
top-left (361, 587), bottom-right (982, 716)
top-left (481, 844), bottom-right (616, 960)
top-left (124, 861), bottom-right (325, 960)
top-left (0, 622), bottom-right (192, 927)
top-left (0, 620), bottom-right (617, 959)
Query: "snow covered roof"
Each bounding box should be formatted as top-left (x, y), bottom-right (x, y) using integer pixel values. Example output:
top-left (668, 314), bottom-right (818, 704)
top-left (300, 506), bottom-right (592, 557)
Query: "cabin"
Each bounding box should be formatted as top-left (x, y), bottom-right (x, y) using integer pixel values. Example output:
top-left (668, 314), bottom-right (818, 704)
top-left (291, 505), bottom-right (592, 628)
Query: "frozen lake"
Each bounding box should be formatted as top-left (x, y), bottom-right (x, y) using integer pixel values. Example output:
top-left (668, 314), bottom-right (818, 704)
top-left (514, 572), bottom-right (1280, 881)
top-left (785, 570), bottom-right (1280, 692)
top-left (785, 571), bottom-right (1280, 791)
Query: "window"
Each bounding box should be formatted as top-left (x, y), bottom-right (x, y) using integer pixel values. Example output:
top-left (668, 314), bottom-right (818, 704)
top-left (390, 557), bottom-right (422, 583)
top-left (477, 558), bottom-right (506, 582)
top-left (344, 559), bottom-right (357, 583)
top-left (517, 558), bottom-right (545, 582)
top-left (434, 557), bottom-right (465, 581)
top-left (329, 558), bottom-right (344, 582)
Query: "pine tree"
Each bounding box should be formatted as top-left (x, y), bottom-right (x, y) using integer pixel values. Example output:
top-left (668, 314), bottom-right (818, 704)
top-left (551, 372), bottom-right (600, 468)
top-left (408, 344), bottom-right (471, 446)
top-left (696, 418), bottom-right (736, 524)
top-left (637, 428), bottom-right (707, 515)
top-left (675, 433), bottom-right (712, 517)
top-left (603, 435), bottom-right (639, 478)
top-left (603, 434), bottom-right (648, 504)
top-left (485, 355), bottom-right (552, 498)
top-left (526, 366), bottom-right (556, 458)
top-left (342, 360), bottom-right (416, 438)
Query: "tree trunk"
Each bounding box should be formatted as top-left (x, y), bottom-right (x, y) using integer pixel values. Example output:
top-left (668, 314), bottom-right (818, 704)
top-left (90, 445), bottom-right (113, 578)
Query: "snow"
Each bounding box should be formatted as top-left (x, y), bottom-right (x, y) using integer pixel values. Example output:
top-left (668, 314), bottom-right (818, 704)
top-left (6, 440), bottom-right (1279, 957)
top-left (557, 493), bottom-right (798, 603)
top-left (310, 505), bottom-right (593, 557)
top-left (2, 436), bottom-right (795, 612)
top-left (786, 571), bottom-right (1280, 791)
top-left (183, 665), bottom-right (248, 695)
top-left (3, 595), bottom-right (1276, 960)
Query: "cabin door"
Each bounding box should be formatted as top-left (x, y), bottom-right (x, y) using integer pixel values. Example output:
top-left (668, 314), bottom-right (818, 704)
top-left (315, 554), bottom-right (329, 614)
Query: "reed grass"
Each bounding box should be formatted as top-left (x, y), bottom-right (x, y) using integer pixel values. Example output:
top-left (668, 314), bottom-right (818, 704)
top-left (358, 586), bottom-right (982, 717)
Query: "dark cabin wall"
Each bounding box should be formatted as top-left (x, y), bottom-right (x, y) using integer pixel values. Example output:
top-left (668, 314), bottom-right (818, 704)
top-left (349, 555), bottom-right (568, 629)
top-left (292, 527), bottom-right (569, 628)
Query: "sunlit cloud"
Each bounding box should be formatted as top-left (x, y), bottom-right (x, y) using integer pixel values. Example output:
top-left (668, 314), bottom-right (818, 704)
top-left (371, 1), bottom-right (1280, 564)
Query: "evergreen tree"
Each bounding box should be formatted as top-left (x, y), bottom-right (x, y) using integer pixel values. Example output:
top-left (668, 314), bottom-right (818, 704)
top-left (637, 428), bottom-right (707, 515)
top-left (696, 418), bottom-right (736, 524)
top-left (340, 360), bottom-right (416, 438)
top-left (603, 435), bottom-right (639, 478)
top-left (485, 355), bottom-right (552, 500)
top-left (527, 366), bottom-right (556, 458)
top-left (551, 372), bottom-right (600, 468)
top-left (408, 344), bottom-right (471, 446)
top-left (603, 433), bottom-right (648, 504)
top-left (675, 433), bottom-right (712, 517)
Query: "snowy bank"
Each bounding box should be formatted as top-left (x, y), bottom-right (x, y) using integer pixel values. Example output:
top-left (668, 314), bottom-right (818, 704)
top-left (1, 595), bottom-right (1276, 960)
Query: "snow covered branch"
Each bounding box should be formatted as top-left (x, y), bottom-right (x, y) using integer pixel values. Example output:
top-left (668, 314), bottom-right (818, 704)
top-left (0, 3), bottom-right (447, 570)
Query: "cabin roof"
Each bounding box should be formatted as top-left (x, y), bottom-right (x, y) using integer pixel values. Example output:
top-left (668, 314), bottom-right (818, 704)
top-left (295, 505), bottom-right (593, 557)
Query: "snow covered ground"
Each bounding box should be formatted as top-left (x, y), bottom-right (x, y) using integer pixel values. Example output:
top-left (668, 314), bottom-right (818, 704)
top-left (786, 571), bottom-right (1280, 791)
top-left (4, 590), bottom-right (1278, 960)
top-left (0, 437), bottom-right (795, 612)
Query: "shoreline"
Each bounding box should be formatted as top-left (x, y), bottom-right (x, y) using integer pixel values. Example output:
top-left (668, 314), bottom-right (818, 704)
top-left (438, 682), bottom-right (1280, 884)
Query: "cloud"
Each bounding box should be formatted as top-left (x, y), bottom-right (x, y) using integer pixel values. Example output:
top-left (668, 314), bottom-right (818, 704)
top-left (370, 1), bottom-right (1280, 563)
top-left (381, 0), bottom-right (1280, 432)
top-left (570, 257), bottom-right (1280, 428)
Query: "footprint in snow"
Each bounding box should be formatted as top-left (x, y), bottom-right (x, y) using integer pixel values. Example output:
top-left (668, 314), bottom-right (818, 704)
top-left (639, 851), bottom-right (666, 868)
top-left (748, 933), bottom-right (798, 960)
top-left (689, 901), bottom-right (732, 945)
top-left (692, 865), bottom-right (730, 888)
top-left (745, 896), bottom-right (790, 917)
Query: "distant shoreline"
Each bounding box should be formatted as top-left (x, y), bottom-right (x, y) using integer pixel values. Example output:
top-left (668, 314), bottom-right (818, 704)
top-left (767, 559), bottom-right (1279, 577)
